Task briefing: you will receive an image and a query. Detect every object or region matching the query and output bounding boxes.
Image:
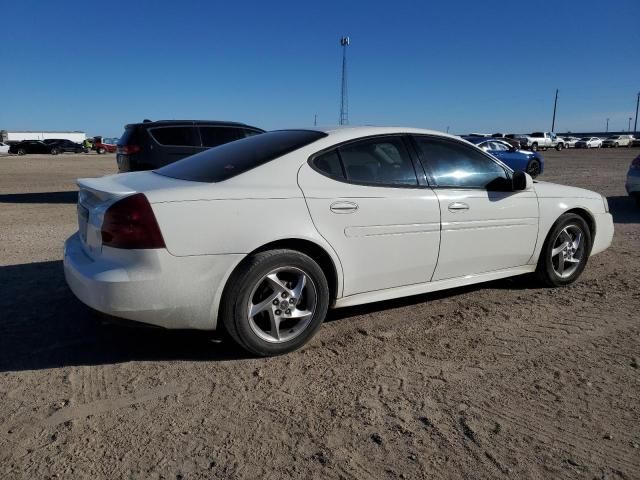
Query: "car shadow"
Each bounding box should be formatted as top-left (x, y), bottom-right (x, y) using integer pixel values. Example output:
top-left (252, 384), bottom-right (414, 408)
top-left (0, 261), bottom-right (541, 372)
top-left (0, 191), bottom-right (78, 204)
top-left (607, 195), bottom-right (640, 224)
top-left (0, 261), bottom-right (247, 373)
top-left (325, 274), bottom-right (537, 322)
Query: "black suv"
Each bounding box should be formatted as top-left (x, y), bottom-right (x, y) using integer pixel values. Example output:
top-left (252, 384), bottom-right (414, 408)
top-left (116, 120), bottom-right (264, 172)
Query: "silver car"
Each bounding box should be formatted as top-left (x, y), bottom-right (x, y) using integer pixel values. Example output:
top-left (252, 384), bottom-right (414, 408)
top-left (626, 154), bottom-right (640, 206)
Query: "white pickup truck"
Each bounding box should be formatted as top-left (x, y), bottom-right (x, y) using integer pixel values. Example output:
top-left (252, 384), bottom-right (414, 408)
top-left (518, 132), bottom-right (565, 152)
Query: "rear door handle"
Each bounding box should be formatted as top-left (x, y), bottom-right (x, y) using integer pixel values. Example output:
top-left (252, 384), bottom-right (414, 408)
top-left (448, 202), bottom-right (469, 212)
top-left (330, 201), bottom-right (358, 214)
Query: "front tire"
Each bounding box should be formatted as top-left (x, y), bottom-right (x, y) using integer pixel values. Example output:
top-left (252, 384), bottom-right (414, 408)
top-left (530, 142), bottom-right (538, 152)
top-left (535, 213), bottom-right (592, 287)
top-left (526, 158), bottom-right (541, 178)
top-left (555, 143), bottom-right (563, 151)
top-left (50, 148), bottom-right (59, 155)
top-left (221, 249), bottom-right (330, 356)
top-left (17, 148), bottom-right (26, 156)
top-left (97, 147), bottom-right (106, 154)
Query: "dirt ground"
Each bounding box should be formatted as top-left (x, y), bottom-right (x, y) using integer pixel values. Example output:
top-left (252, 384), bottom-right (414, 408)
top-left (0, 148), bottom-right (639, 479)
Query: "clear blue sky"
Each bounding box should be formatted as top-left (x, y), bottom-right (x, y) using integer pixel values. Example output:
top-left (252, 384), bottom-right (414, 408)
top-left (1, 0), bottom-right (639, 136)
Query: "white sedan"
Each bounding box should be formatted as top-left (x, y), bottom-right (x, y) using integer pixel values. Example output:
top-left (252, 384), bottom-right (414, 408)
top-left (0, 142), bottom-right (9, 155)
top-left (575, 137), bottom-right (603, 148)
top-left (64, 127), bottom-right (614, 356)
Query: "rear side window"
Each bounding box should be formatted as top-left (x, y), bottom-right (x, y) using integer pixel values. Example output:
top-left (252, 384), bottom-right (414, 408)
top-left (315, 150), bottom-right (344, 178)
top-left (413, 136), bottom-right (508, 188)
top-left (150, 127), bottom-right (197, 146)
top-left (339, 137), bottom-right (417, 186)
top-left (156, 130), bottom-right (327, 182)
top-left (199, 127), bottom-right (245, 147)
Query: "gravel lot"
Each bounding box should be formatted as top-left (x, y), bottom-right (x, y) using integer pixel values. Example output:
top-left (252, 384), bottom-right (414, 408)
top-left (1, 148), bottom-right (639, 479)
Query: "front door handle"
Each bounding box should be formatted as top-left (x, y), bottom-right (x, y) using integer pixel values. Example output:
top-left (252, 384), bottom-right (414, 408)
top-left (330, 201), bottom-right (358, 214)
top-left (448, 202), bottom-right (469, 212)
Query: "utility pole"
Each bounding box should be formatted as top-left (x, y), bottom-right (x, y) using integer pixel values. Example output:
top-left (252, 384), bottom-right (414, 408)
top-left (606, 118), bottom-right (609, 133)
top-left (551, 89), bottom-right (559, 132)
top-left (314, 114), bottom-right (317, 126)
top-left (634, 91), bottom-right (639, 135)
top-left (339, 36), bottom-right (350, 126)
top-left (629, 117), bottom-right (633, 132)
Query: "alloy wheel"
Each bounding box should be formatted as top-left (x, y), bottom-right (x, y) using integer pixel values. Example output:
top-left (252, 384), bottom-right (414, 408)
top-left (550, 224), bottom-right (585, 278)
top-left (247, 267), bottom-right (317, 343)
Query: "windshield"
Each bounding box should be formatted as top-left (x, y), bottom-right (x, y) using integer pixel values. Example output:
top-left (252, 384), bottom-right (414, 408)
top-left (156, 130), bottom-right (327, 183)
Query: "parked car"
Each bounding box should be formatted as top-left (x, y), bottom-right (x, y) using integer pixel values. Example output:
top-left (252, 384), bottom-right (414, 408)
top-left (116, 120), bottom-right (264, 172)
top-left (491, 133), bottom-right (521, 150)
top-left (563, 136), bottom-right (580, 148)
top-left (575, 137), bottom-right (603, 148)
top-left (9, 140), bottom-right (59, 155)
top-left (625, 154), bottom-right (640, 206)
top-left (64, 127), bottom-right (614, 356)
top-left (602, 135), bottom-right (634, 148)
top-left (43, 139), bottom-right (89, 153)
top-left (463, 137), bottom-right (544, 177)
top-left (519, 132), bottom-right (565, 152)
top-left (0, 142), bottom-right (9, 155)
top-left (93, 136), bottom-right (118, 154)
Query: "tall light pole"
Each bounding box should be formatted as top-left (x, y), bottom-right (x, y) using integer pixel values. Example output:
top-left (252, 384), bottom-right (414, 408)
top-left (634, 91), bottom-right (639, 135)
top-left (629, 117), bottom-right (633, 132)
top-left (339, 36), bottom-right (350, 126)
top-left (606, 118), bottom-right (609, 133)
top-left (551, 89), bottom-right (559, 132)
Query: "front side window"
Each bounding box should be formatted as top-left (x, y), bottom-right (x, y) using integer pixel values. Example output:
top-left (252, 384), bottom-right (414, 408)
top-left (150, 127), bottom-right (197, 147)
top-left (413, 136), bottom-right (508, 188)
top-left (336, 137), bottom-right (418, 186)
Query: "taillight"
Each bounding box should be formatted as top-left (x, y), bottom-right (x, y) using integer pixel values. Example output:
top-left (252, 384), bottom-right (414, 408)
top-left (631, 155), bottom-right (640, 169)
top-left (101, 193), bottom-right (165, 249)
top-left (117, 144), bottom-right (141, 155)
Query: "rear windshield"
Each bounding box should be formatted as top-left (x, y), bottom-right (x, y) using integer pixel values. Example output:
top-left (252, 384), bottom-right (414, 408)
top-left (156, 130), bottom-right (327, 182)
top-left (118, 126), bottom-right (140, 146)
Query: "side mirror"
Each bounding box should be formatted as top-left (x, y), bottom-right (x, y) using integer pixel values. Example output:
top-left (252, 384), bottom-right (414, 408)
top-left (512, 170), bottom-right (532, 191)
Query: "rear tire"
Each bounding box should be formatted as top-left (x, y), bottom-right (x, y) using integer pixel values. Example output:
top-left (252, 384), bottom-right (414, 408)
top-left (535, 213), bottom-right (592, 287)
top-left (50, 148), bottom-right (59, 155)
top-left (97, 147), bottom-right (106, 154)
top-left (530, 142), bottom-right (538, 152)
top-left (17, 148), bottom-right (26, 156)
top-left (220, 249), bottom-right (330, 356)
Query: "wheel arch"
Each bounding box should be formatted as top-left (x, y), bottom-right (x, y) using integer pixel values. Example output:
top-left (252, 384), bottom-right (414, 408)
top-left (249, 238), bottom-right (341, 302)
top-left (211, 237), bottom-right (343, 332)
top-left (564, 207), bottom-right (596, 239)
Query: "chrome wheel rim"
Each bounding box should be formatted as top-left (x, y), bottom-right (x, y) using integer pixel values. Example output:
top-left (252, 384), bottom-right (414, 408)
top-left (551, 224), bottom-right (585, 278)
top-left (247, 267), bottom-right (317, 343)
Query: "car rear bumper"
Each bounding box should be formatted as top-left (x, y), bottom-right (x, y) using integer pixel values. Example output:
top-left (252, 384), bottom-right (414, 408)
top-left (591, 213), bottom-right (614, 256)
top-left (63, 233), bottom-right (243, 330)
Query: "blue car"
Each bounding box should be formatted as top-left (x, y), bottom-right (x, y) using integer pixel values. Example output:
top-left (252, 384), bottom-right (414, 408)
top-left (462, 136), bottom-right (544, 178)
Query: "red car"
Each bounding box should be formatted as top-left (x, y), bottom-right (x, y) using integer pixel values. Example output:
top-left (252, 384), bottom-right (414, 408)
top-left (94, 136), bottom-right (117, 154)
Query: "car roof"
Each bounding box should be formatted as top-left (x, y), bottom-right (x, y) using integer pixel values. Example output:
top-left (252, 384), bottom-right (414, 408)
top-left (124, 120), bottom-right (263, 130)
top-left (311, 125), bottom-right (463, 144)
